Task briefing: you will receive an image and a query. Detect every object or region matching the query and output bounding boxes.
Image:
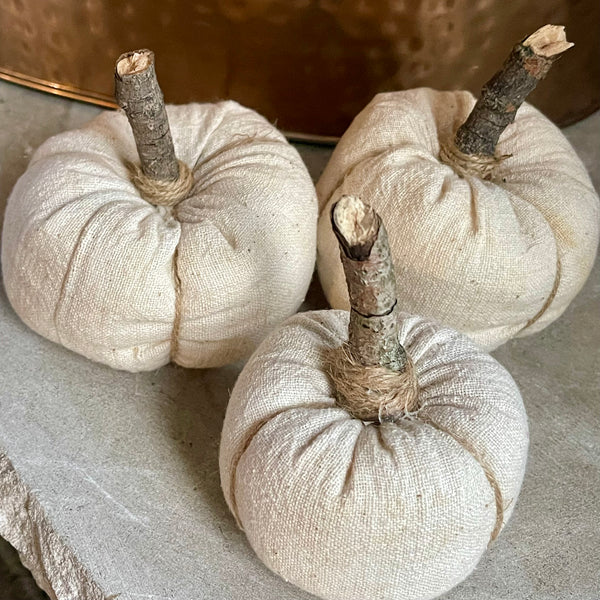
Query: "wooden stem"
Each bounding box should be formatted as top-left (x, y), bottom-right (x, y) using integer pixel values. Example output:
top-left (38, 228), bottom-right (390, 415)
top-left (328, 196), bottom-right (418, 421)
top-left (454, 25), bottom-right (573, 157)
top-left (114, 49), bottom-right (179, 182)
top-left (332, 196), bottom-right (408, 373)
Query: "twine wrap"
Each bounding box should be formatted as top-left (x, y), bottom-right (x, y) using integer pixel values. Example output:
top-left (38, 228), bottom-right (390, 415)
top-left (129, 160), bottom-right (194, 206)
top-left (439, 139), bottom-right (510, 180)
top-left (328, 342), bottom-right (504, 544)
top-left (327, 345), bottom-right (419, 422)
top-left (418, 414), bottom-right (505, 545)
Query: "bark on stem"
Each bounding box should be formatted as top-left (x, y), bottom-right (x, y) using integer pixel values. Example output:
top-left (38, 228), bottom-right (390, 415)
top-left (332, 196), bottom-right (406, 372)
top-left (115, 49), bottom-right (180, 182)
top-left (455, 25), bottom-right (573, 157)
top-left (328, 196), bottom-right (418, 422)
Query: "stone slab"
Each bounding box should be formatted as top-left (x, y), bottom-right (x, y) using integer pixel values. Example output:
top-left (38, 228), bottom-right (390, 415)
top-left (0, 80), bottom-right (599, 600)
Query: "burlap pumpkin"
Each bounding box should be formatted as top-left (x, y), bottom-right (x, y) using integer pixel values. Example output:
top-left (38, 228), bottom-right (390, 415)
top-left (220, 309), bottom-right (528, 600)
top-left (2, 101), bottom-right (317, 371)
top-left (316, 88), bottom-right (599, 350)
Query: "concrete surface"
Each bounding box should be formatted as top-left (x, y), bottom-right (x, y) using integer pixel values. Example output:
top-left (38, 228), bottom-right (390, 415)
top-left (0, 80), bottom-right (598, 600)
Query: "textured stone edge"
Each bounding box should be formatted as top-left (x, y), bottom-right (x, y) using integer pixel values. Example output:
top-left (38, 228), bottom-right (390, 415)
top-left (0, 452), bottom-right (107, 600)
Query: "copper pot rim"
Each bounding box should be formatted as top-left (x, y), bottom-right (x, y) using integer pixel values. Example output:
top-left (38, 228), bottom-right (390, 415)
top-left (0, 66), bottom-right (341, 145)
top-left (2, 66), bottom-right (598, 144)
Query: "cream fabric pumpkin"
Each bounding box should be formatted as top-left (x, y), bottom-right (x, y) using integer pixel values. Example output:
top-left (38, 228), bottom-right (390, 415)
top-left (317, 88), bottom-right (599, 350)
top-left (2, 101), bottom-right (317, 371)
top-left (220, 309), bottom-right (528, 600)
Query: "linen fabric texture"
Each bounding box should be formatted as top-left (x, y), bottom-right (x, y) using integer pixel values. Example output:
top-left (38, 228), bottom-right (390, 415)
top-left (220, 310), bottom-right (529, 600)
top-left (2, 102), bottom-right (317, 371)
top-left (317, 88), bottom-right (599, 350)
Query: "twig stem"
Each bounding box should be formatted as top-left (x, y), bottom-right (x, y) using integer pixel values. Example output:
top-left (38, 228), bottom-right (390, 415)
top-left (455, 25), bottom-right (573, 157)
top-left (114, 49), bottom-right (180, 181)
top-left (328, 196), bottom-right (418, 422)
top-left (331, 196), bottom-right (408, 373)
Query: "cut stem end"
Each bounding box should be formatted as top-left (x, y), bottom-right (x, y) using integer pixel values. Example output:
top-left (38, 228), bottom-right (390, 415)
top-left (523, 24), bottom-right (574, 58)
top-left (116, 50), bottom-right (153, 77)
top-left (332, 195), bottom-right (380, 260)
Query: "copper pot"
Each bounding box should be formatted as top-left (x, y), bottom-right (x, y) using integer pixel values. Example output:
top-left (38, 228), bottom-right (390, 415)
top-left (0, 0), bottom-right (597, 140)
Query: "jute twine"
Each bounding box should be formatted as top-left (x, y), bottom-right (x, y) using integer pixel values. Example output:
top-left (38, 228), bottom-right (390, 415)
top-left (327, 345), bottom-right (419, 422)
top-left (440, 135), bottom-right (561, 333)
top-left (328, 344), bottom-right (505, 544)
top-left (128, 160), bottom-right (193, 362)
top-left (439, 140), bottom-right (510, 181)
top-left (129, 159), bottom-right (194, 206)
top-left (419, 414), bottom-right (506, 545)
top-left (169, 245), bottom-right (183, 363)
top-left (520, 256), bottom-right (562, 333)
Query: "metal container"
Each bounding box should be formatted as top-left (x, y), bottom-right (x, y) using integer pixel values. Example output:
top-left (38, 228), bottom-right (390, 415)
top-left (0, 0), bottom-right (598, 140)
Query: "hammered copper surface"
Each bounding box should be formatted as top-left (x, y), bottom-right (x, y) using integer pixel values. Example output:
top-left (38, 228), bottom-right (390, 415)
top-left (0, 0), bottom-right (598, 138)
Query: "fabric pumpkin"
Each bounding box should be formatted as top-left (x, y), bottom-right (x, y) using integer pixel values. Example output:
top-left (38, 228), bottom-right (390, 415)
top-left (316, 88), bottom-right (599, 350)
top-left (2, 101), bottom-right (317, 371)
top-left (220, 309), bottom-right (528, 600)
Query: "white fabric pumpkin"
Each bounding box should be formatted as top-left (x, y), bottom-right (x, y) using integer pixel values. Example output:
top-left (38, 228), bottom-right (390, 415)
top-left (220, 309), bottom-right (528, 600)
top-left (2, 101), bottom-right (317, 371)
top-left (317, 88), bottom-right (599, 350)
